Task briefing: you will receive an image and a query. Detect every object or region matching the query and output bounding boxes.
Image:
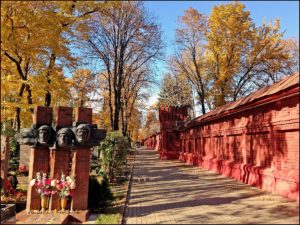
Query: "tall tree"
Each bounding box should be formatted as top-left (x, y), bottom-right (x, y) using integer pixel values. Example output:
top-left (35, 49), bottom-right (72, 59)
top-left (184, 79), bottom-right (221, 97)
top-left (205, 2), bottom-right (252, 106)
top-left (120, 64), bottom-right (154, 136)
top-left (158, 73), bottom-right (193, 107)
top-left (169, 7), bottom-right (209, 115)
top-left (82, 1), bottom-right (163, 131)
top-left (206, 2), bottom-right (294, 106)
top-left (1, 1), bottom-right (113, 130)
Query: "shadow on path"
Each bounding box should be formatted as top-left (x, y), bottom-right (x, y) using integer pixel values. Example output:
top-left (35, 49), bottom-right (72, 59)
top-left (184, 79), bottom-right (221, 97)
top-left (125, 148), bottom-right (299, 224)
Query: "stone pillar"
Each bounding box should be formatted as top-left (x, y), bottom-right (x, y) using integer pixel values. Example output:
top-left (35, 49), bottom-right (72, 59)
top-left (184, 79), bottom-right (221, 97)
top-left (26, 106), bottom-right (52, 212)
top-left (26, 147), bottom-right (49, 212)
top-left (1, 136), bottom-right (9, 190)
top-left (71, 108), bottom-right (92, 210)
top-left (71, 149), bottom-right (91, 210)
top-left (49, 106), bottom-right (73, 210)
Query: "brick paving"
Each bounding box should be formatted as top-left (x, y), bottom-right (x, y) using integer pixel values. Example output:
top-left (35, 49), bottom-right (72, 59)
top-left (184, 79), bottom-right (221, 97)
top-left (124, 147), bottom-right (299, 224)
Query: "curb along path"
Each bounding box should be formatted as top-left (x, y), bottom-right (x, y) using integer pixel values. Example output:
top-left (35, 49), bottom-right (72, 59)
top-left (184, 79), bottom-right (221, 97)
top-left (120, 151), bottom-right (136, 225)
top-left (124, 147), bottom-right (299, 224)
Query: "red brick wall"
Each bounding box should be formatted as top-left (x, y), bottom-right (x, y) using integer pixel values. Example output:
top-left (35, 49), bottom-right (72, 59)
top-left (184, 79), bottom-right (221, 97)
top-left (144, 73), bottom-right (299, 202)
top-left (159, 106), bottom-right (188, 159)
top-left (177, 76), bottom-right (299, 201)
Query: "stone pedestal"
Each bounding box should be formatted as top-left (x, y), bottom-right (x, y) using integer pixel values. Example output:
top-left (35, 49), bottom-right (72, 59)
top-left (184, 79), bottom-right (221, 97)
top-left (26, 106), bottom-right (52, 212)
top-left (26, 147), bottom-right (49, 212)
top-left (71, 107), bottom-right (92, 210)
top-left (49, 149), bottom-right (70, 210)
top-left (71, 149), bottom-right (91, 210)
top-left (50, 106), bottom-right (73, 210)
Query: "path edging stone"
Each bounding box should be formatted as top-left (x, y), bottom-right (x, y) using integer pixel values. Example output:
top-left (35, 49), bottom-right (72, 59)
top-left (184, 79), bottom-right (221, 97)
top-left (119, 149), bottom-right (136, 224)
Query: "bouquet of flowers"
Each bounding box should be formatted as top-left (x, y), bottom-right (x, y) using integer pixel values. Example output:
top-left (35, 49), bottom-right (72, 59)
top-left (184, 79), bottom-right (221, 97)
top-left (30, 172), bottom-right (56, 197)
top-left (55, 173), bottom-right (76, 198)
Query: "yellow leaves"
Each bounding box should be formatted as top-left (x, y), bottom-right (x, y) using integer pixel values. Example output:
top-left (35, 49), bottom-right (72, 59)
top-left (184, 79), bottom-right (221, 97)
top-left (171, 1), bottom-right (293, 110)
top-left (67, 68), bottom-right (98, 107)
top-left (1, 1), bottom-right (120, 130)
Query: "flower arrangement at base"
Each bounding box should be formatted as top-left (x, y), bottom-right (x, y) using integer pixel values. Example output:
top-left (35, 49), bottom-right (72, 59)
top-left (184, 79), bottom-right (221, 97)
top-left (30, 172), bottom-right (56, 211)
top-left (54, 173), bottom-right (76, 211)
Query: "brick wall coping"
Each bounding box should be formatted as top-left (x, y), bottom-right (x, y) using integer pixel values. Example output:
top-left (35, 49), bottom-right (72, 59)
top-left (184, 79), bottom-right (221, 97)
top-left (178, 73), bottom-right (299, 131)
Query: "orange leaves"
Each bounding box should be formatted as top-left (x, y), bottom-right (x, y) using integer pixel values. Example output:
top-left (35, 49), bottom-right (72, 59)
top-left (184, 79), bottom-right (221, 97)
top-left (179, 7), bottom-right (207, 33)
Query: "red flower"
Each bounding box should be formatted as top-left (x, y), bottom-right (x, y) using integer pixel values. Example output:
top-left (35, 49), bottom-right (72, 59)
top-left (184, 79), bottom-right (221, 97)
top-left (57, 183), bottom-right (63, 190)
top-left (45, 179), bottom-right (51, 185)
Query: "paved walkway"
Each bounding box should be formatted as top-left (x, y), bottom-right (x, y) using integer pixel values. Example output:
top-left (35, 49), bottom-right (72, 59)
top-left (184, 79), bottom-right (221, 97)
top-left (124, 147), bottom-right (299, 224)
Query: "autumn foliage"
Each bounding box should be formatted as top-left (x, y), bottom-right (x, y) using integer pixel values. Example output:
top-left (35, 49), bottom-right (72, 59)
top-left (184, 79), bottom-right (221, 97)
top-left (1, 1), bottom-right (298, 142)
top-left (169, 3), bottom-right (299, 114)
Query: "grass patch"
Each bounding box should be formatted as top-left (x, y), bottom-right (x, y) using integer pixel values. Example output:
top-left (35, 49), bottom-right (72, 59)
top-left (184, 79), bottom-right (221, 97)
top-left (94, 167), bottom-right (130, 224)
top-left (95, 206), bottom-right (122, 224)
top-left (96, 212), bottom-right (121, 224)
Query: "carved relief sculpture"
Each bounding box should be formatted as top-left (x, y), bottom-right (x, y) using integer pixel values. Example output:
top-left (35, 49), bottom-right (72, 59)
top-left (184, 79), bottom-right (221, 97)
top-left (73, 123), bottom-right (107, 148)
top-left (56, 128), bottom-right (74, 149)
top-left (15, 125), bottom-right (55, 147)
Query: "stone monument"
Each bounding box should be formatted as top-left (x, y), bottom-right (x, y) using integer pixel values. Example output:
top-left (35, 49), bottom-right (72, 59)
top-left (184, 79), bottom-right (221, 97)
top-left (15, 106), bottom-right (106, 222)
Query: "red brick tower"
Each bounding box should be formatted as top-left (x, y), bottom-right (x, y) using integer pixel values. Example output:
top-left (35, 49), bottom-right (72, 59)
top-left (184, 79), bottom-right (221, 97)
top-left (159, 106), bottom-right (189, 159)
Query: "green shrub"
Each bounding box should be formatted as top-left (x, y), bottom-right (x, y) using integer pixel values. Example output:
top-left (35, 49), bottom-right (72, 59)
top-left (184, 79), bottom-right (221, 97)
top-left (1, 125), bottom-right (20, 171)
top-left (100, 131), bottom-right (129, 182)
top-left (88, 175), bottom-right (113, 212)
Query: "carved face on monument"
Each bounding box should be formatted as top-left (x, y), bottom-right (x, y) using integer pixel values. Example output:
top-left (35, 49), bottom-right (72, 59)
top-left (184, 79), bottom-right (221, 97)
top-left (57, 128), bottom-right (72, 148)
top-left (37, 125), bottom-right (51, 145)
top-left (75, 124), bottom-right (91, 144)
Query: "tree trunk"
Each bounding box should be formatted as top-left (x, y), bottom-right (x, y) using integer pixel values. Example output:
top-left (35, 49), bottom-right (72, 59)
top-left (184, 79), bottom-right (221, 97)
top-left (121, 106), bottom-right (126, 136)
top-left (113, 105), bottom-right (120, 131)
top-left (44, 53), bottom-right (56, 107)
top-left (14, 107), bottom-right (21, 131)
top-left (14, 83), bottom-right (26, 131)
top-left (25, 84), bottom-right (34, 113)
top-left (200, 95), bottom-right (206, 115)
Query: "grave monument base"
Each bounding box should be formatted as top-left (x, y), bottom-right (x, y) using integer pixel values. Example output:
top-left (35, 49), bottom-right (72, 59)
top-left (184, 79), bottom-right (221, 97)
top-left (15, 209), bottom-right (90, 224)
